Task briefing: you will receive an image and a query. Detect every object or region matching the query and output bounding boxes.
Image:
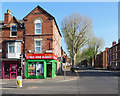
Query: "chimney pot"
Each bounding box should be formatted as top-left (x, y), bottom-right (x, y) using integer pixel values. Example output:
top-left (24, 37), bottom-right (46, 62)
top-left (112, 41), bottom-right (116, 46)
top-left (7, 9), bottom-right (11, 14)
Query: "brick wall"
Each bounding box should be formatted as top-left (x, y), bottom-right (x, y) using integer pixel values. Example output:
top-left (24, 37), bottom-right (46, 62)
top-left (2, 17), bottom-right (23, 58)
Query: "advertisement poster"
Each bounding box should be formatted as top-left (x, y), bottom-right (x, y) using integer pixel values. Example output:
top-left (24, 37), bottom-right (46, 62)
top-left (28, 63), bottom-right (36, 75)
top-left (36, 63), bottom-right (43, 76)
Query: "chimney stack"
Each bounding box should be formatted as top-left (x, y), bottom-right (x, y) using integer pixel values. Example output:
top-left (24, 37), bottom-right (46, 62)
top-left (4, 9), bottom-right (12, 24)
top-left (118, 39), bottom-right (120, 43)
top-left (112, 41), bottom-right (116, 46)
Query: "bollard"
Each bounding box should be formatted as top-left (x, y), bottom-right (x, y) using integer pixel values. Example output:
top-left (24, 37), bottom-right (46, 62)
top-left (16, 76), bottom-right (22, 88)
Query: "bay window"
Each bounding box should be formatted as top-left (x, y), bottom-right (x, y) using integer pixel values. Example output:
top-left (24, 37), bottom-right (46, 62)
top-left (8, 42), bottom-right (15, 53)
top-left (7, 42), bottom-right (21, 58)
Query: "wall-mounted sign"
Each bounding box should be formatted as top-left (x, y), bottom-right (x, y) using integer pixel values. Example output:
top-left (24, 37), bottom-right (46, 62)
top-left (46, 50), bottom-right (53, 53)
top-left (26, 53), bottom-right (57, 60)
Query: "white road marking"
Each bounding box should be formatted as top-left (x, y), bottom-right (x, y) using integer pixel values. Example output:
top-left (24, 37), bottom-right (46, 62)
top-left (57, 80), bottom-right (71, 82)
top-left (0, 83), bottom-right (6, 84)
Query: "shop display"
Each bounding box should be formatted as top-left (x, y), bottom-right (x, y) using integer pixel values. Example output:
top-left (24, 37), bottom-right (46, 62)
top-left (28, 62), bottom-right (43, 76)
top-left (36, 62), bottom-right (43, 76)
top-left (28, 63), bottom-right (36, 75)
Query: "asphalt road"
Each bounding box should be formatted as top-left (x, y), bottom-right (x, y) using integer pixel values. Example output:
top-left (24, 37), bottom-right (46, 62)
top-left (1, 69), bottom-right (119, 95)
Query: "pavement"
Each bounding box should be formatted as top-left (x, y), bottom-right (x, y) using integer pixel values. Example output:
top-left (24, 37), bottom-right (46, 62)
top-left (0, 67), bottom-right (119, 95)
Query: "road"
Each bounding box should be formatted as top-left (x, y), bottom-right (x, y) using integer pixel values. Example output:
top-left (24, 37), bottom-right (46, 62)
top-left (1, 68), bottom-right (119, 95)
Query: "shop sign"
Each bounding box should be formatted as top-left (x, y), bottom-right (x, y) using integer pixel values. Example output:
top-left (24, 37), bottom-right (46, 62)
top-left (26, 53), bottom-right (57, 60)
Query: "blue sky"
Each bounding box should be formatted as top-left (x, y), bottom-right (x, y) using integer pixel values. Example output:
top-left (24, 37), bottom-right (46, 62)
top-left (1, 2), bottom-right (118, 55)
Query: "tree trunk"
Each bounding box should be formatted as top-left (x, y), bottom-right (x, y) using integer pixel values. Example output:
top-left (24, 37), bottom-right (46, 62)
top-left (72, 53), bottom-right (77, 68)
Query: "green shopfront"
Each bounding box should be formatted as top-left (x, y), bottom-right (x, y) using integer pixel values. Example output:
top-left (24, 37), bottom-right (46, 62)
top-left (25, 53), bottom-right (57, 79)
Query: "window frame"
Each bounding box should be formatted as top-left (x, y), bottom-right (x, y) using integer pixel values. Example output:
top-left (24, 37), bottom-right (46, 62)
top-left (10, 25), bottom-right (17, 37)
top-left (8, 42), bottom-right (15, 53)
top-left (7, 42), bottom-right (21, 53)
top-left (35, 19), bottom-right (42, 35)
top-left (35, 40), bottom-right (42, 53)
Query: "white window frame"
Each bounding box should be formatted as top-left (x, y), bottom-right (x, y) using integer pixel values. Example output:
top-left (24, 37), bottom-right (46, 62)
top-left (8, 42), bottom-right (21, 53)
top-left (10, 25), bottom-right (17, 37)
top-left (8, 42), bottom-right (15, 53)
top-left (35, 19), bottom-right (42, 34)
top-left (35, 40), bottom-right (42, 53)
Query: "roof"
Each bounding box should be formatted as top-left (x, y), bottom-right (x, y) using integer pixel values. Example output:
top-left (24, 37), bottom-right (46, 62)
top-left (23, 5), bottom-right (62, 37)
top-left (0, 16), bottom-right (24, 29)
top-left (108, 42), bottom-right (120, 50)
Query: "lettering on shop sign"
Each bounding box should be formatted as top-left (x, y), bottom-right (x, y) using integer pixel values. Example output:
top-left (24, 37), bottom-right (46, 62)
top-left (26, 54), bottom-right (57, 60)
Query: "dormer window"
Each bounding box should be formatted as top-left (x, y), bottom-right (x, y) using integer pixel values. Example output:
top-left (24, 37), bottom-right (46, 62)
top-left (35, 19), bottom-right (42, 34)
top-left (10, 25), bottom-right (17, 37)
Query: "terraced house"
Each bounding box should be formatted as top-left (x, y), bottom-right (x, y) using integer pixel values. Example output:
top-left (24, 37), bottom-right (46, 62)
top-left (1, 5), bottom-right (62, 79)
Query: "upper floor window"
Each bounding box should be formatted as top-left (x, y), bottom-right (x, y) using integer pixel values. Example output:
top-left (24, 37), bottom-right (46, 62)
top-left (8, 42), bottom-right (15, 53)
top-left (10, 25), bottom-right (17, 37)
top-left (8, 42), bottom-right (21, 53)
top-left (35, 19), bottom-right (42, 34)
top-left (35, 41), bottom-right (41, 53)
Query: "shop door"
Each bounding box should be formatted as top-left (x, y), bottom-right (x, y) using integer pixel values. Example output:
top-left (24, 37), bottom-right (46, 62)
top-left (47, 63), bottom-right (52, 77)
top-left (10, 64), bottom-right (17, 79)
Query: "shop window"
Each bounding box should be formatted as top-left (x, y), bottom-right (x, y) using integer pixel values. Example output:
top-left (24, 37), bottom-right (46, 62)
top-left (28, 62), bottom-right (44, 76)
top-left (28, 62), bottom-right (36, 76)
top-left (4, 64), bottom-right (10, 78)
top-left (10, 25), bottom-right (17, 37)
top-left (36, 62), bottom-right (44, 76)
top-left (35, 19), bottom-right (42, 34)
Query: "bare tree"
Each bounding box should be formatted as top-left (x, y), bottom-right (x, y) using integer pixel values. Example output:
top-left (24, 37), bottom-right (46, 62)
top-left (89, 37), bottom-right (105, 67)
top-left (61, 13), bottom-right (93, 67)
top-left (78, 37), bottom-right (104, 67)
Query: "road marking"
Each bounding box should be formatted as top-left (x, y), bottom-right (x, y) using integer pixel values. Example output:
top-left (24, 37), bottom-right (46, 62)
top-left (57, 80), bottom-right (72, 82)
top-left (0, 83), bottom-right (6, 84)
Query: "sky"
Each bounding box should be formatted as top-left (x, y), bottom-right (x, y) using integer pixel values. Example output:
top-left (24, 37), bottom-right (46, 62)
top-left (1, 2), bottom-right (118, 56)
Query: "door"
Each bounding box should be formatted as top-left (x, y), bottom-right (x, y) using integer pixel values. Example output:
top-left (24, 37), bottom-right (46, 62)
top-left (47, 62), bottom-right (52, 77)
top-left (10, 64), bottom-right (17, 79)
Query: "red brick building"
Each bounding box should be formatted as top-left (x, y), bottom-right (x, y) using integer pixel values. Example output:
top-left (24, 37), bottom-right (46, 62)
top-left (1, 5), bottom-right (62, 79)
top-left (95, 52), bottom-right (103, 68)
top-left (107, 41), bottom-right (120, 70)
top-left (103, 48), bottom-right (109, 68)
top-left (1, 9), bottom-right (24, 79)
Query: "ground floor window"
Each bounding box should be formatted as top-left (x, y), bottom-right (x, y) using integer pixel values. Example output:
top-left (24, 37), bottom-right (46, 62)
top-left (3, 62), bottom-right (20, 79)
top-left (28, 62), bottom-right (44, 76)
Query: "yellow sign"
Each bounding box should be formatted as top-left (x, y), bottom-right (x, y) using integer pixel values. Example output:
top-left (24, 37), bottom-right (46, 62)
top-left (17, 80), bottom-right (22, 86)
top-left (65, 65), bottom-right (66, 69)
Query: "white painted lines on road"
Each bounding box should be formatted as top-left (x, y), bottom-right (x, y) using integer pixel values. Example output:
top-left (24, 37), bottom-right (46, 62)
top-left (57, 80), bottom-right (72, 82)
top-left (0, 83), bottom-right (6, 84)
